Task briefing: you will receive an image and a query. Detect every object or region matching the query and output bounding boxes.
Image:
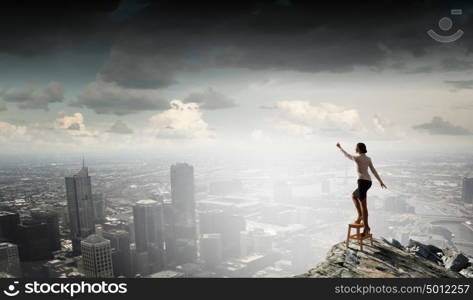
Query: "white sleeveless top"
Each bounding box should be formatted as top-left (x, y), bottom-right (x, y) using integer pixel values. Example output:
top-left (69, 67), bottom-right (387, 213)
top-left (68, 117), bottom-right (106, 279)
top-left (339, 148), bottom-right (381, 182)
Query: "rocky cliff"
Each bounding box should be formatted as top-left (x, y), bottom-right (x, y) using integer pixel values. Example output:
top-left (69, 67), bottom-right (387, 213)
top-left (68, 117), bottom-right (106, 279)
top-left (299, 238), bottom-right (473, 278)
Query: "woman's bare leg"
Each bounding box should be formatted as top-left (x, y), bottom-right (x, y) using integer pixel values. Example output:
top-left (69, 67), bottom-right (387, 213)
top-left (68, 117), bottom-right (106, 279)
top-left (360, 198), bottom-right (370, 235)
top-left (351, 195), bottom-right (362, 224)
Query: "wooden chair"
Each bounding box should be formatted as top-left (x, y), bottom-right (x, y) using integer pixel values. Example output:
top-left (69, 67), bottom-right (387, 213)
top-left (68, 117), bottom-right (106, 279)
top-left (345, 223), bottom-right (373, 251)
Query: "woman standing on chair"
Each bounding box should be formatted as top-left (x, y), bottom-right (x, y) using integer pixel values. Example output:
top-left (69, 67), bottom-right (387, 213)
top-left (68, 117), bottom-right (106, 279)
top-left (336, 142), bottom-right (387, 237)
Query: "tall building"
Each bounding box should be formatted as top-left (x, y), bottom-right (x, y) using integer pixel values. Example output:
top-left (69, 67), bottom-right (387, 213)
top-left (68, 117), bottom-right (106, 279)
top-left (221, 214), bottom-right (246, 257)
top-left (81, 234), bottom-right (113, 278)
top-left (103, 230), bottom-right (132, 277)
top-left (17, 220), bottom-right (52, 261)
top-left (251, 228), bottom-right (274, 254)
top-left (240, 231), bottom-right (253, 257)
top-left (0, 242), bottom-right (21, 277)
top-left (31, 209), bottom-right (61, 251)
top-left (198, 210), bottom-right (246, 258)
top-left (198, 209), bottom-right (225, 235)
top-left (462, 177), bottom-right (473, 204)
top-left (65, 164), bottom-right (95, 255)
top-left (133, 200), bottom-right (165, 274)
top-left (0, 211), bottom-right (20, 243)
top-left (92, 193), bottom-right (106, 224)
top-left (133, 250), bottom-right (150, 277)
top-left (170, 163), bottom-right (197, 264)
top-left (162, 199), bottom-right (177, 266)
top-left (199, 233), bottom-right (223, 268)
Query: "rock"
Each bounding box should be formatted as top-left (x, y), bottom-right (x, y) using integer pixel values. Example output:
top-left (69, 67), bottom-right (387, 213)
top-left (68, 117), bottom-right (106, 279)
top-left (390, 239), bottom-right (404, 250)
top-left (442, 249), bottom-right (469, 272)
top-left (459, 266), bottom-right (473, 278)
top-left (406, 239), bottom-right (442, 264)
top-left (426, 244), bottom-right (443, 255)
top-left (298, 238), bottom-right (462, 278)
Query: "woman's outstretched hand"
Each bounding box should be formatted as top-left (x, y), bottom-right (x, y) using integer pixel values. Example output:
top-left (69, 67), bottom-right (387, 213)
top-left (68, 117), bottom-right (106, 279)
top-left (380, 182), bottom-right (387, 189)
top-left (336, 142), bottom-right (341, 148)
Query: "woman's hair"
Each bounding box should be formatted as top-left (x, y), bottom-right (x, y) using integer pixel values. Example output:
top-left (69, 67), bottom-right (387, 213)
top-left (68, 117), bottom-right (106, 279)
top-left (357, 142), bottom-right (367, 153)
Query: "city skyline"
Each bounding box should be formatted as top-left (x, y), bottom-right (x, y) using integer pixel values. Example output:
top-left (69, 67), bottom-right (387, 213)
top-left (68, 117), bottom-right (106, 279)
top-left (0, 149), bottom-right (472, 278)
top-left (0, 0), bottom-right (472, 282)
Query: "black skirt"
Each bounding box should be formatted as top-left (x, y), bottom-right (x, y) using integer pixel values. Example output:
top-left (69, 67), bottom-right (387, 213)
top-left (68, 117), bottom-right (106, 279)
top-left (353, 179), bottom-right (372, 201)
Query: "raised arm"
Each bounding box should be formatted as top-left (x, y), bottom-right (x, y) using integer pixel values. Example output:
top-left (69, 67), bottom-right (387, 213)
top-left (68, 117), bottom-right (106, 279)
top-left (336, 143), bottom-right (354, 161)
top-left (369, 159), bottom-right (387, 188)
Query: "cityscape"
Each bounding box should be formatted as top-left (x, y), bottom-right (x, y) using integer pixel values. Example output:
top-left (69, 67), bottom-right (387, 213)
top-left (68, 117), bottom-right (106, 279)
top-left (0, 0), bottom-right (473, 282)
top-left (0, 149), bottom-right (472, 278)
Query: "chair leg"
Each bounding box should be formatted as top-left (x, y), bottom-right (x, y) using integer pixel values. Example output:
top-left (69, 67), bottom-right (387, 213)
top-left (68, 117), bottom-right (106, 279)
top-left (356, 227), bottom-right (362, 250)
top-left (359, 231), bottom-right (363, 251)
top-left (370, 235), bottom-right (373, 246)
top-left (345, 226), bottom-right (351, 248)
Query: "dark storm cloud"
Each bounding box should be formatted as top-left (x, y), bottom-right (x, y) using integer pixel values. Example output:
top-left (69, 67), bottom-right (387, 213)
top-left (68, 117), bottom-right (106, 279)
top-left (109, 0), bottom-right (151, 21)
top-left (182, 88), bottom-right (237, 110)
top-left (413, 116), bottom-right (471, 135)
top-left (4, 0), bottom-right (473, 119)
top-left (0, 1), bottom-right (122, 57)
top-left (94, 0), bottom-right (473, 89)
top-left (107, 120), bottom-right (134, 134)
top-left (441, 58), bottom-right (473, 72)
top-left (405, 66), bottom-right (434, 74)
top-left (444, 80), bottom-right (473, 90)
top-left (71, 80), bottom-right (168, 115)
top-left (0, 81), bottom-right (65, 110)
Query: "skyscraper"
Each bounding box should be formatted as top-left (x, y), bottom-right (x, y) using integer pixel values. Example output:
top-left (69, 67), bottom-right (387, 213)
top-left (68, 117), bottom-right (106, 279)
top-left (199, 209), bottom-right (225, 235)
top-left (199, 233), bottom-right (223, 268)
top-left (162, 199), bottom-right (177, 266)
top-left (170, 163), bottom-right (197, 264)
top-left (198, 210), bottom-right (246, 258)
top-left (0, 242), bottom-right (21, 277)
top-left (221, 214), bottom-right (246, 257)
top-left (92, 193), bottom-right (106, 224)
top-left (31, 209), bottom-right (61, 251)
top-left (17, 220), bottom-right (52, 261)
top-left (81, 234), bottom-right (113, 278)
top-left (0, 211), bottom-right (20, 243)
top-left (133, 200), bottom-right (165, 274)
top-left (65, 165), bottom-right (95, 255)
top-left (103, 230), bottom-right (132, 277)
top-left (462, 177), bottom-right (473, 204)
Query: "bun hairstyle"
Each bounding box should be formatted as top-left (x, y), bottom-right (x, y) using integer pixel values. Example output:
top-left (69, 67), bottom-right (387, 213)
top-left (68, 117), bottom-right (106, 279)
top-left (357, 142), bottom-right (367, 154)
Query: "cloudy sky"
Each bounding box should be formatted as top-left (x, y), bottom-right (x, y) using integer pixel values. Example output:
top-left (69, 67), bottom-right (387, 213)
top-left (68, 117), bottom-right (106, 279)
top-left (1, 0), bottom-right (473, 155)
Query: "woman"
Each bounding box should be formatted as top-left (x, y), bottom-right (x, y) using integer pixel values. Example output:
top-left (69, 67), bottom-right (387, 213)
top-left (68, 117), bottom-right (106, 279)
top-left (336, 142), bottom-right (387, 237)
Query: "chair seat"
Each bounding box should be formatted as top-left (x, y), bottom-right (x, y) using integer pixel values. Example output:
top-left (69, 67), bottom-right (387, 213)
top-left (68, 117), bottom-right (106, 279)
top-left (349, 233), bottom-right (372, 240)
top-left (348, 223), bottom-right (364, 228)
